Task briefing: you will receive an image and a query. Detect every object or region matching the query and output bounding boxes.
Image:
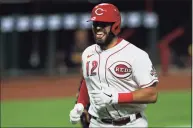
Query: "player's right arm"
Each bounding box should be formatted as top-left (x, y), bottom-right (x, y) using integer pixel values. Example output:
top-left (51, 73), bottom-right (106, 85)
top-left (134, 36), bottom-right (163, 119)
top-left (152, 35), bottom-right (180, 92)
top-left (69, 75), bottom-right (90, 124)
top-left (69, 48), bottom-right (90, 124)
top-left (76, 48), bottom-right (91, 107)
top-left (76, 77), bottom-right (89, 107)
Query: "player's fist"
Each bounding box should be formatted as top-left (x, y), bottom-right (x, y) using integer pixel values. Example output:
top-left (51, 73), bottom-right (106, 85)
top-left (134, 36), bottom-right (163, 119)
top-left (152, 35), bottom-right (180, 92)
top-left (90, 88), bottom-right (118, 108)
top-left (69, 103), bottom-right (84, 124)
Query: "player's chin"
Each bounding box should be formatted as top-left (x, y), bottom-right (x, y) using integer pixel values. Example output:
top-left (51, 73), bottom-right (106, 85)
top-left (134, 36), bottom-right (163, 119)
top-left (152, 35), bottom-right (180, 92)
top-left (96, 39), bottom-right (105, 46)
top-left (95, 37), bottom-right (106, 44)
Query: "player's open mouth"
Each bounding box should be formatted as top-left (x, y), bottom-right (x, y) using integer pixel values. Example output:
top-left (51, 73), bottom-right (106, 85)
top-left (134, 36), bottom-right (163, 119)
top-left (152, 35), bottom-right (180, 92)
top-left (96, 32), bottom-right (105, 39)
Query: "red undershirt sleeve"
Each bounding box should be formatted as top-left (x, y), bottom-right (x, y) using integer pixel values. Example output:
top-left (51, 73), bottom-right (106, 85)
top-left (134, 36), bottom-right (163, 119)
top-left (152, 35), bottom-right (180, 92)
top-left (77, 79), bottom-right (89, 107)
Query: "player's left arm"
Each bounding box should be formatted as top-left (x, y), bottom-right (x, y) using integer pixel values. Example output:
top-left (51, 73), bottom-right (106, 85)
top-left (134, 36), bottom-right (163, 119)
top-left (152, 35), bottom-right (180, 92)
top-left (118, 54), bottom-right (159, 104)
top-left (118, 83), bottom-right (158, 104)
top-left (91, 54), bottom-right (159, 106)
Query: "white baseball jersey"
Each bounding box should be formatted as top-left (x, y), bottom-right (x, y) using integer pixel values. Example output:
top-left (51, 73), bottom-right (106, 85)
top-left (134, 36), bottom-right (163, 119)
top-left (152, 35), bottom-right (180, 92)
top-left (81, 39), bottom-right (159, 119)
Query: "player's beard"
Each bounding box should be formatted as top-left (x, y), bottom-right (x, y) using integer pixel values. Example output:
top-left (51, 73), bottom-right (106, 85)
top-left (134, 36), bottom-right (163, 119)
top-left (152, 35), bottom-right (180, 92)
top-left (95, 31), bottom-right (115, 50)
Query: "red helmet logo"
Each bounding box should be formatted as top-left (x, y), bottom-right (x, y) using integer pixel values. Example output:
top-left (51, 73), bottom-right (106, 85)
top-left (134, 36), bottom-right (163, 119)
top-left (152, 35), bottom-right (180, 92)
top-left (95, 8), bottom-right (106, 15)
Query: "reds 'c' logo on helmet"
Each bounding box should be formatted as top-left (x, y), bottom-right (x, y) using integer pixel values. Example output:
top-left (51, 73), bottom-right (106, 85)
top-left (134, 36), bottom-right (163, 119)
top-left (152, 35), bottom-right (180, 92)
top-left (87, 3), bottom-right (121, 35)
top-left (95, 8), bottom-right (106, 15)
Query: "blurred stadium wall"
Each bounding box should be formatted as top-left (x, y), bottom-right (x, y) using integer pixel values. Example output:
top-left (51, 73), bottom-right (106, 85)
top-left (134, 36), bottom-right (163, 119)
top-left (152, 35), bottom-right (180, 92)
top-left (0, 0), bottom-right (191, 77)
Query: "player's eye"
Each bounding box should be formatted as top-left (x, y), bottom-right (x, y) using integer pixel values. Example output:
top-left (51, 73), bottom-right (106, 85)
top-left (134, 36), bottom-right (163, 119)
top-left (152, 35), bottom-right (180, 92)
top-left (93, 21), bottom-right (112, 28)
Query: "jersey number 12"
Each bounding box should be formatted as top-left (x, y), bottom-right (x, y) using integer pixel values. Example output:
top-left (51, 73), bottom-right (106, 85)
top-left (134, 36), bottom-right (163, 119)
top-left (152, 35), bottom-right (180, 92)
top-left (86, 61), bottom-right (98, 76)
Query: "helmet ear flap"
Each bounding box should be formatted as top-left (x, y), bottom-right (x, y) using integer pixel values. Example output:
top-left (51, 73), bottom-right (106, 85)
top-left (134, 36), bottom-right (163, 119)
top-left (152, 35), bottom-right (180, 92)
top-left (111, 20), bottom-right (121, 35)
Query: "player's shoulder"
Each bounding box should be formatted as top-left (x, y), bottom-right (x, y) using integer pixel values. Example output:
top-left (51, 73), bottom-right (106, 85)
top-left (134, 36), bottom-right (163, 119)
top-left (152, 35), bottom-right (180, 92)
top-left (127, 41), bottom-right (149, 58)
top-left (82, 44), bottom-right (97, 59)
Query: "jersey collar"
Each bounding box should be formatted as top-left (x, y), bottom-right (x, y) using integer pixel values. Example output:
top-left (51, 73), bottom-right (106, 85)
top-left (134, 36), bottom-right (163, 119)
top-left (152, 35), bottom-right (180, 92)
top-left (95, 37), bottom-right (126, 53)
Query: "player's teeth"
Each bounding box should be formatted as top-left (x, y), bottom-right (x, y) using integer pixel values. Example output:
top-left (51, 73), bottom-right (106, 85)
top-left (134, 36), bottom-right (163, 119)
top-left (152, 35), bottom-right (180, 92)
top-left (96, 34), bottom-right (104, 38)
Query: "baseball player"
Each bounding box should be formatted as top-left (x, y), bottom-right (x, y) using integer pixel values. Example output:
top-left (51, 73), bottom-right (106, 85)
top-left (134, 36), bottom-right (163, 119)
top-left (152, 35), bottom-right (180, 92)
top-left (70, 3), bottom-right (159, 127)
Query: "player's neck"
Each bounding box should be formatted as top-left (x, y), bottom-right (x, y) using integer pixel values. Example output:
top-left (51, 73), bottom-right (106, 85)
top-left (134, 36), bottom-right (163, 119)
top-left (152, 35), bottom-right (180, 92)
top-left (102, 37), bottom-right (118, 50)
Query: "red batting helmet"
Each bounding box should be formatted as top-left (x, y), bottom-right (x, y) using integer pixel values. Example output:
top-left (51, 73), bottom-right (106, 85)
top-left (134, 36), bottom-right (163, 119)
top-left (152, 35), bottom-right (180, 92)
top-left (87, 3), bottom-right (121, 35)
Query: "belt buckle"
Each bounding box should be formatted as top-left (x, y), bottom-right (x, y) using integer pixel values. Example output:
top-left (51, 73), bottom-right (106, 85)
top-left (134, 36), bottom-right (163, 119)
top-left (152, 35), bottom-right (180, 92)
top-left (112, 120), bottom-right (117, 125)
top-left (114, 117), bottom-right (124, 122)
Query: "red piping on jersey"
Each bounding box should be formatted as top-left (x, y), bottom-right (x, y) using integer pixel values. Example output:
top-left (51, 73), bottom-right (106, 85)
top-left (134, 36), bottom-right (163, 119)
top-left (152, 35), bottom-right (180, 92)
top-left (95, 46), bottom-right (101, 83)
top-left (104, 41), bottom-right (130, 117)
top-left (105, 42), bottom-right (130, 87)
top-left (114, 37), bottom-right (123, 46)
top-left (140, 79), bottom-right (159, 88)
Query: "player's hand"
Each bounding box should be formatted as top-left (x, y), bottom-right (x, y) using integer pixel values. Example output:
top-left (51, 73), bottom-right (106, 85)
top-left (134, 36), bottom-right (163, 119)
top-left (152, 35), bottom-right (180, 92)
top-left (69, 103), bottom-right (84, 124)
top-left (90, 88), bottom-right (118, 108)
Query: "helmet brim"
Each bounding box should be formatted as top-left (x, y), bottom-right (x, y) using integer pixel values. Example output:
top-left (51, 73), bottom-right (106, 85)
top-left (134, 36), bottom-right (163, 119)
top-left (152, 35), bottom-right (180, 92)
top-left (86, 17), bottom-right (96, 22)
top-left (86, 19), bottom-right (92, 22)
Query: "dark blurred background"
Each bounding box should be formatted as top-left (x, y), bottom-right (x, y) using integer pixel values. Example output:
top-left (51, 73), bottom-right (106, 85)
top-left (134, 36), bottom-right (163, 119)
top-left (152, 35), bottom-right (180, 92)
top-left (0, 0), bottom-right (192, 77)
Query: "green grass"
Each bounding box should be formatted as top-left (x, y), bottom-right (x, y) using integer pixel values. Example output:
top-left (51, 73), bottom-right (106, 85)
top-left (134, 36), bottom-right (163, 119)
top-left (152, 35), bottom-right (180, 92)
top-left (1, 97), bottom-right (79, 127)
top-left (145, 91), bottom-right (191, 127)
top-left (1, 91), bottom-right (191, 127)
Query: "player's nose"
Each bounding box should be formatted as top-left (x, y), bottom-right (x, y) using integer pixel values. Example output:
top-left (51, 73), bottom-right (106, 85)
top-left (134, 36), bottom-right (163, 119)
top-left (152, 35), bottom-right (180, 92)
top-left (93, 26), bottom-right (103, 33)
top-left (96, 26), bottom-right (103, 31)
